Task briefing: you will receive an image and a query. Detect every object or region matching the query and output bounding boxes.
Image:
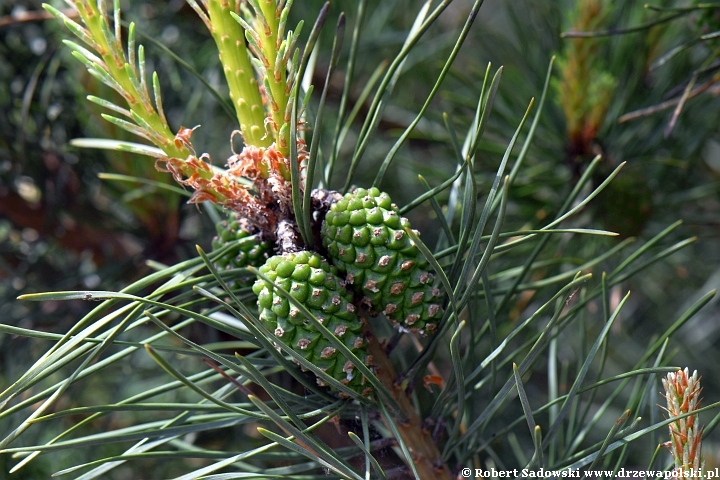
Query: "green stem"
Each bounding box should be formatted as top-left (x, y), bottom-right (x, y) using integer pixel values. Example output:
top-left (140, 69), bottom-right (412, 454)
top-left (207, 0), bottom-right (270, 149)
top-left (76, 1), bottom-right (186, 158)
top-left (256, 0), bottom-right (291, 157)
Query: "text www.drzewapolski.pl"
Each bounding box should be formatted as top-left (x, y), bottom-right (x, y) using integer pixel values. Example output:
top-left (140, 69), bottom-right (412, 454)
top-left (461, 467), bottom-right (711, 478)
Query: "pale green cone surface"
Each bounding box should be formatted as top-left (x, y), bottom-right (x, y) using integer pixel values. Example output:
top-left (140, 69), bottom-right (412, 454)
top-left (252, 251), bottom-right (373, 396)
top-left (212, 213), bottom-right (273, 287)
top-left (322, 187), bottom-right (443, 334)
top-left (212, 214), bottom-right (273, 268)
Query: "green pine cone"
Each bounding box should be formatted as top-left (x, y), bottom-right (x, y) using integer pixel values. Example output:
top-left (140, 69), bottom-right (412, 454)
top-left (252, 251), bottom-right (373, 397)
top-left (321, 187), bottom-right (443, 334)
top-left (212, 213), bottom-right (272, 277)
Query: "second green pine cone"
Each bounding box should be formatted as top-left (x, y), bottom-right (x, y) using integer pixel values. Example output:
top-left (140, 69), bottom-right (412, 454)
top-left (321, 187), bottom-right (443, 334)
top-left (252, 251), bottom-right (373, 397)
top-left (211, 213), bottom-right (273, 288)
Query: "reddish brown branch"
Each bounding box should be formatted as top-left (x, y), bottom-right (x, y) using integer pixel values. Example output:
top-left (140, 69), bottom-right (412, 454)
top-left (364, 325), bottom-right (453, 479)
